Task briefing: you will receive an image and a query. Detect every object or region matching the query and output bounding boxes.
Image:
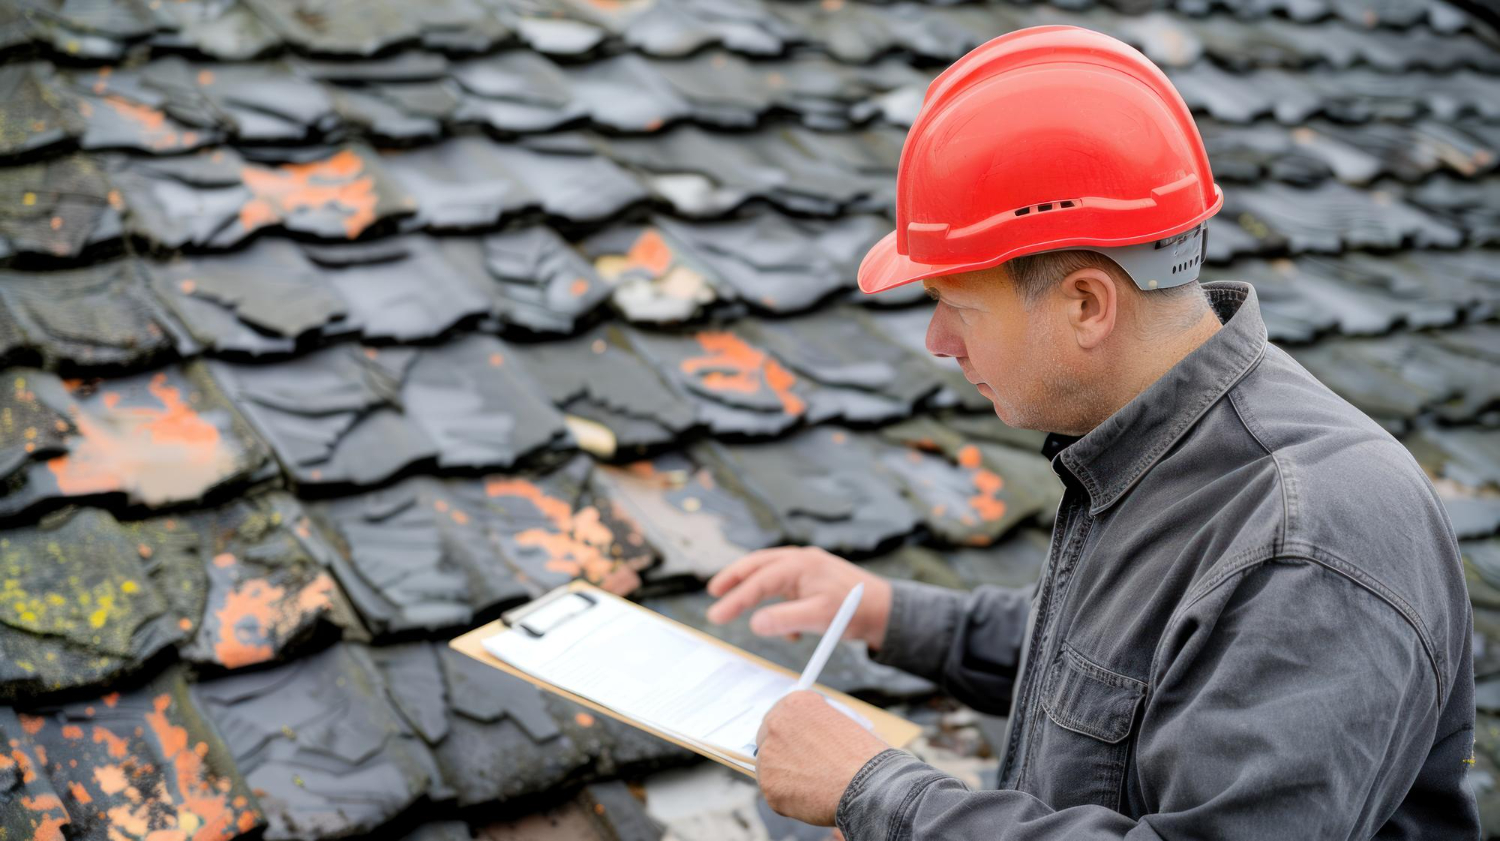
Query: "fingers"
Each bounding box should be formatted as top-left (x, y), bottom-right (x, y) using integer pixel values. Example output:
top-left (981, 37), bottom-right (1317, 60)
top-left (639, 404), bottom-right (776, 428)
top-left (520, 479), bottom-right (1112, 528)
top-left (749, 597), bottom-right (833, 637)
top-left (706, 555), bottom-right (803, 625)
top-left (706, 546), bottom-right (800, 597)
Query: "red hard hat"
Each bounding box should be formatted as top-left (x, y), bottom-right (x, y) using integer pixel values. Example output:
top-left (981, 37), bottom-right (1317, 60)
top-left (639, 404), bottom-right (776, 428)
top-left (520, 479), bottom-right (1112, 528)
top-left (858, 25), bottom-right (1224, 294)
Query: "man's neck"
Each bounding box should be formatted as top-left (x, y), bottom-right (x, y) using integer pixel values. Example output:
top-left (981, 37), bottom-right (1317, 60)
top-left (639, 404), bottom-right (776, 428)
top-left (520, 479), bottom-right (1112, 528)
top-left (1080, 308), bottom-right (1226, 434)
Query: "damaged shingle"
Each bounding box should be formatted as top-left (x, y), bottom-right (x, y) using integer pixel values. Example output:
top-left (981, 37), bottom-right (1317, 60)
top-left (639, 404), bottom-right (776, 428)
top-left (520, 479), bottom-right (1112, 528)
top-left (511, 324), bottom-right (699, 452)
top-left (1222, 181), bottom-right (1464, 255)
top-left (874, 417), bottom-right (1061, 547)
top-left (628, 326), bottom-right (811, 437)
top-left (0, 154), bottom-right (124, 263)
top-left (0, 708), bottom-right (70, 841)
top-left (369, 643), bottom-right (588, 805)
top-left (212, 335), bottom-right (569, 489)
top-left (0, 507), bottom-right (184, 700)
top-left (383, 136), bottom-right (647, 229)
top-left (16, 667), bottom-right (265, 841)
top-left (0, 258), bottom-right (197, 373)
top-left (712, 427), bottom-right (920, 554)
top-left (312, 457), bottom-right (649, 636)
top-left (593, 448), bottom-right (782, 581)
top-left (0, 63), bottom-right (85, 161)
top-left (111, 144), bottom-right (413, 250)
top-left (192, 643), bottom-right (439, 840)
top-left (0, 364), bottom-right (276, 523)
top-left (461, 225), bottom-right (612, 335)
top-left (155, 491), bottom-right (364, 672)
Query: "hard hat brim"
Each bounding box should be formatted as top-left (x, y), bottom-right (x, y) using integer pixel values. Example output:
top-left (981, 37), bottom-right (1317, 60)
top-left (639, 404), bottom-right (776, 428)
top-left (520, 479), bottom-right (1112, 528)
top-left (856, 230), bottom-right (996, 295)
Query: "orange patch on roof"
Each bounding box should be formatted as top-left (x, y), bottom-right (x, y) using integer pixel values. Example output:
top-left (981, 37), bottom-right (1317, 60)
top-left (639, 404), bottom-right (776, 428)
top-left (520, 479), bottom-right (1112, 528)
top-left (956, 445), bottom-right (982, 468)
top-left (94, 763), bottom-right (129, 794)
top-left (19, 714), bottom-right (44, 735)
top-left (46, 372), bottom-right (235, 506)
top-left (484, 479), bottom-right (571, 528)
top-left (93, 726), bottom-right (129, 759)
top-left (213, 572), bottom-right (334, 670)
top-left (681, 332), bottom-right (805, 416)
top-left (69, 780), bottom-right (93, 804)
top-left (626, 229), bottom-right (673, 276)
top-left (969, 469), bottom-right (1006, 522)
top-left (239, 150), bottom-right (380, 239)
top-left (147, 693), bottom-right (249, 841)
top-left (103, 96), bottom-right (191, 151)
top-left (568, 278), bottom-right (590, 297)
top-left (103, 691), bottom-right (120, 708)
top-left (61, 724), bottom-right (84, 740)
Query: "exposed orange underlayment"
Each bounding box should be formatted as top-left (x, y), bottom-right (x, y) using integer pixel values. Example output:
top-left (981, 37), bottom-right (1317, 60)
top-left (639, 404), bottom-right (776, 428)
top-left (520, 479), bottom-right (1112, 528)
top-left (680, 332), bottom-right (806, 416)
top-left (46, 373), bottom-right (236, 505)
top-left (238, 149), bottom-right (379, 239)
top-left (99, 97), bottom-right (200, 151)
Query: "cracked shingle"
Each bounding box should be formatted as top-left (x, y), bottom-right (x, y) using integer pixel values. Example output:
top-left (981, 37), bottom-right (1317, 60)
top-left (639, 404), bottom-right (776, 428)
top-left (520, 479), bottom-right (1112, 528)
top-left (15, 667), bottom-right (265, 841)
top-left (192, 643), bottom-right (439, 840)
top-left (212, 335), bottom-right (569, 489)
top-left (0, 258), bottom-right (196, 373)
top-left (0, 364), bottom-right (276, 523)
top-left (111, 144), bottom-right (414, 250)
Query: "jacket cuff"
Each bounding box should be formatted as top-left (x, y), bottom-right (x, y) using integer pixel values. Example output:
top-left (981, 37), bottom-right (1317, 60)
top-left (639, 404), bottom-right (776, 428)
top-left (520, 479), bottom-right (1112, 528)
top-left (835, 749), bottom-right (955, 841)
top-left (871, 580), bottom-right (966, 683)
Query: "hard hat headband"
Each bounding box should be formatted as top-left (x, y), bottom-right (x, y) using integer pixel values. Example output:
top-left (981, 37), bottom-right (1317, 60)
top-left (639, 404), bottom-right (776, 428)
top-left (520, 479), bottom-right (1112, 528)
top-left (1043, 222), bottom-right (1209, 291)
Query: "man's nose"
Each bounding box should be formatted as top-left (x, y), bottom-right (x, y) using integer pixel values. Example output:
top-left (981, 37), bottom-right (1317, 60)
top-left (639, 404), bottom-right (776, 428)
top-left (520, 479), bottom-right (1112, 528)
top-left (925, 309), bottom-right (964, 359)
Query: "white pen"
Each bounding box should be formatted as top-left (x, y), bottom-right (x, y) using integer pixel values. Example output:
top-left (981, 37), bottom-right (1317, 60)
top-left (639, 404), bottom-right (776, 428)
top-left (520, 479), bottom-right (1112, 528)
top-left (794, 582), bottom-right (864, 692)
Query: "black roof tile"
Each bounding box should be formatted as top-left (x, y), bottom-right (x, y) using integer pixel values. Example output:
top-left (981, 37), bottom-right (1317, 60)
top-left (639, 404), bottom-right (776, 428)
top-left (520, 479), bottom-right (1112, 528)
top-left (513, 324), bottom-right (700, 450)
top-left (0, 63), bottom-right (85, 162)
top-left (111, 144), bottom-right (414, 250)
top-left (212, 335), bottom-right (569, 489)
top-left (714, 427), bottom-right (921, 554)
top-left (13, 667), bottom-right (264, 841)
top-left (0, 364), bottom-right (276, 524)
top-left (0, 153), bottom-right (123, 264)
top-left (192, 643), bottom-right (439, 839)
top-left (0, 258), bottom-right (196, 373)
top-left (593, 448), bottom-right (783, 580)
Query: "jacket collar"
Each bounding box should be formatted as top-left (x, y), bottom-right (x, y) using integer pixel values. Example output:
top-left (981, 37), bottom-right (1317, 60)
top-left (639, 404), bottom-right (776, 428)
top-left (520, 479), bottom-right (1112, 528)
top-left (1041, 281), bottom-right (1268, 515)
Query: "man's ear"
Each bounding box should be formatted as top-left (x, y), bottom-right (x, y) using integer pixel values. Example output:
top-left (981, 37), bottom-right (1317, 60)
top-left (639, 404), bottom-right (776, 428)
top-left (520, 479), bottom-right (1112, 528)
top-left (1057, 268), bottom-right (1119, 350)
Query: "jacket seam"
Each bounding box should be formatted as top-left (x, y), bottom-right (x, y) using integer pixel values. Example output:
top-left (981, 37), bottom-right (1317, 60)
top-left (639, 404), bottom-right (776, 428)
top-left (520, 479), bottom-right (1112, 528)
top-left (886, 771), bottom-right (948, 841)
top-left (1228, 384), bottom-right (1292, 553)
top-left (1159, 551), bottom-right (1445, 708)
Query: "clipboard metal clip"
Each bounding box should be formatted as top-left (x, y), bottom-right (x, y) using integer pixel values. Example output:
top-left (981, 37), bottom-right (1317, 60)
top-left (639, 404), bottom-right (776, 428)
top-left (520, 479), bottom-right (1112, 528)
top-left (503, 589), bottom-right (599, 638)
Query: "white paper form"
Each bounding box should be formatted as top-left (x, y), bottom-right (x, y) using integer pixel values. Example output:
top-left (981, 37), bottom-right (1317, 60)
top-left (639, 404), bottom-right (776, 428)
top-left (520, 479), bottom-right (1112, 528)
top-left (483, 593), bottom-right (794, 764)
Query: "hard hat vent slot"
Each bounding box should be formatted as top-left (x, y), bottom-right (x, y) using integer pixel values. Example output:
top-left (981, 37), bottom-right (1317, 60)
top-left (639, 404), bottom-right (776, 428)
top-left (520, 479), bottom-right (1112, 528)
top-left (1013, 200), bottom-right (1077, 217)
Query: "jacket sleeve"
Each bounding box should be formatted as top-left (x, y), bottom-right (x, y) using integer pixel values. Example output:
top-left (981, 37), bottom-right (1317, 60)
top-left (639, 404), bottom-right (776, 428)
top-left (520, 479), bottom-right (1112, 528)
top-left (870, 580), bottom-right (1033, 715)
top-left (839, 561), bottom-right (1458, 840)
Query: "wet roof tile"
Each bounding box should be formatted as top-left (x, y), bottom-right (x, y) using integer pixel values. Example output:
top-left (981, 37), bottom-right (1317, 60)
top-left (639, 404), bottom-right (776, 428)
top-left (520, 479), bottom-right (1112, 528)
top-left (712, 427), bottom-right (921, 554)
top-left (0, 154), bottom-right (123, 263)
top-left (213, 336), bottom-right (569, 488)
top-left (875, 417), bottom-right (1062, 547)
top-left (111, 144), bottom-right (414, 250)
top-left (0, 258), bottom-right (196, 373)
top-left (312, 456), bottom-right (651, 636)
top-left (0, 364), bottom-right (276, 523)
top-left (593, 448), bottom-right (783, 580)
top-left (191, 643), bottom-right (439, 839)
top-left (512, 324), bottom-right (700, 451)
top-left (14, 667), bottom-right (264, 841)
top-left (0, 63), bottom-right (85, 162)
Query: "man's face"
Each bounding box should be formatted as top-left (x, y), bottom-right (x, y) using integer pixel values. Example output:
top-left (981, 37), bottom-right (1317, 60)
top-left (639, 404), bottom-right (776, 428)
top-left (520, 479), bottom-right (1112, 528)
top-left (922, 268), bottom-right (1068, 431)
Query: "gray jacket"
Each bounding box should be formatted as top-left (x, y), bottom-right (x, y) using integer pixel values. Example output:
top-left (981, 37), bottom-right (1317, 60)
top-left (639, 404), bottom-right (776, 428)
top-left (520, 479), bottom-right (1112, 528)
top-left (839, 281), bottom-right (1478, 840)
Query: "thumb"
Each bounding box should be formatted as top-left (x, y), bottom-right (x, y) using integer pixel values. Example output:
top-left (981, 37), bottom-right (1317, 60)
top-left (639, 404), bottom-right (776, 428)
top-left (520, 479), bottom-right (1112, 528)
top-left (749, 598), bottom-right (832, 637)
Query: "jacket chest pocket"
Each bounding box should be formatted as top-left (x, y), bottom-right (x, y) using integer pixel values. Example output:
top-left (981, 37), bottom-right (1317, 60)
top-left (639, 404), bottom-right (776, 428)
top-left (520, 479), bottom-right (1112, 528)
top-left (1029, 642), bottom-right (1146, 812)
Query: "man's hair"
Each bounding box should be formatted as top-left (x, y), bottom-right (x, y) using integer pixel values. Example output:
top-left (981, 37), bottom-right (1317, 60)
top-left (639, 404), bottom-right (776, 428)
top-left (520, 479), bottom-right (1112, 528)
top-left (1001, 249), bottom-right (1209, 333)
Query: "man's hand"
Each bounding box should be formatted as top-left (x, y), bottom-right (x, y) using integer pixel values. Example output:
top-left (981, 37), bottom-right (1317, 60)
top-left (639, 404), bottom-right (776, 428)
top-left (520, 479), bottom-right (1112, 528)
top-left (755, 690), bottom-right (891, 825)
top-left (706, 547), bottom-right (894, 648)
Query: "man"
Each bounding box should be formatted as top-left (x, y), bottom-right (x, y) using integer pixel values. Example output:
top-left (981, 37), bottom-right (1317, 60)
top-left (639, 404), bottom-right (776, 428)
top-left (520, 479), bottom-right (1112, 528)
top-left (707, 25), bottom-right (1478, 839)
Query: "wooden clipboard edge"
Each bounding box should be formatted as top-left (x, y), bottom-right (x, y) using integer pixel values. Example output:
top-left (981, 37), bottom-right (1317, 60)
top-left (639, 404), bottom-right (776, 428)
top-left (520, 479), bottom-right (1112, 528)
top-left (448, 580), bottom-right (922, 777)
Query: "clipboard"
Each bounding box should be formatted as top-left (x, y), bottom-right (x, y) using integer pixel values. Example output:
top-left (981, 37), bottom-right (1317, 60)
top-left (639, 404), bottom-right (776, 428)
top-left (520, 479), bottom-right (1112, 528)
top-left (449, 580), bottom-right (921, 776)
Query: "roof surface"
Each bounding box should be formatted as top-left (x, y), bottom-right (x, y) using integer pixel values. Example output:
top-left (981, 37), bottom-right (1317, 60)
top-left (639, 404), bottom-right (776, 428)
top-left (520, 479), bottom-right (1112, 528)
top-left (1, 0), bottom-right (1499, 838)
